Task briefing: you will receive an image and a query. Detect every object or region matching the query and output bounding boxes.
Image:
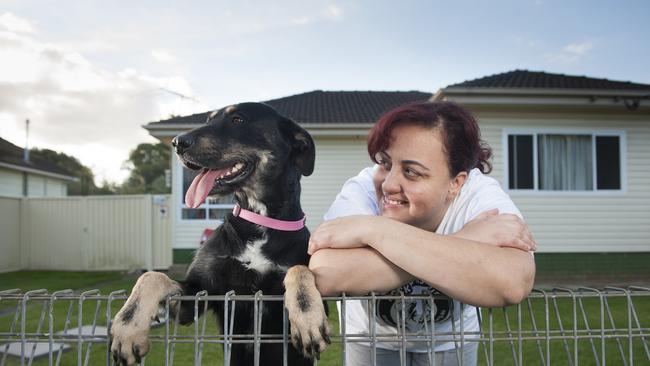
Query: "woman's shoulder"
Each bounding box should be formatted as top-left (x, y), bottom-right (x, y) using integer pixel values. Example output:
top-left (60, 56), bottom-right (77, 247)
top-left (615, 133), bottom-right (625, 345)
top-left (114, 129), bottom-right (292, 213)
top-left (462, 168), bottom-right (505, 195)
top-left (324, 166), bottom-right (379, 219)
top-left (460, 169), bottom-right (522, 219)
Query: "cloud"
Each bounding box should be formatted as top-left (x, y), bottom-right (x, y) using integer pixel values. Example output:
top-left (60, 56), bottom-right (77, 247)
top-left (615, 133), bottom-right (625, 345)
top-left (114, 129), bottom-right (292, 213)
top-left (563, 42), bottom-right (593, 57)
top-left (267, 3), bottom-right (345, 29)
top-left (547, 41), bottom-right (594, 63)
top-left (0, 12), bottom-right (35, 34)
top-left (290, 16), bottom-right (312, 26)
top-left (324, 4), bottom-right (343, 21)
top-left (151, 49), bottom-right (176, 63)
top-left (0, 15), bottom-right (207, 183)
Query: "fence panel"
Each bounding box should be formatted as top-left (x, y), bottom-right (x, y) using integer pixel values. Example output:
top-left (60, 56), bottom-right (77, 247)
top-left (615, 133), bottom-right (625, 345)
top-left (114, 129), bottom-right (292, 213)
top-left (1, 287), bottom-right (648, 365)
top-left (1, 195), bottom-right (172, 272)
top-left (0, 197), bottom-right (21, 273)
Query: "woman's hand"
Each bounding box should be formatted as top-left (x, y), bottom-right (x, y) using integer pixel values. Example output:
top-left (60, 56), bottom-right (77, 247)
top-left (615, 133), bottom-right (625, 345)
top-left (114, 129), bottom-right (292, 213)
top-left (453, 209), bottom-right (537, 252)
top-left (308, 215), bottom-right (381, 255)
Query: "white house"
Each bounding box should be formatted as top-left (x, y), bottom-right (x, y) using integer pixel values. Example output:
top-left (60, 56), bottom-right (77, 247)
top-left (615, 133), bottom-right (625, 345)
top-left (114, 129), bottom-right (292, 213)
top-left (144, 70), bottom-right (650, 280)
top-left (0, 137), bottom-right (76, 197)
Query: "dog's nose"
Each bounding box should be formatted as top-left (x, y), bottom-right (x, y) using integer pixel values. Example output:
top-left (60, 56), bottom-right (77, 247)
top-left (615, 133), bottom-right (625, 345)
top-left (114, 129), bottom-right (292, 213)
top-left (172, 133), bottom-right (195, 153)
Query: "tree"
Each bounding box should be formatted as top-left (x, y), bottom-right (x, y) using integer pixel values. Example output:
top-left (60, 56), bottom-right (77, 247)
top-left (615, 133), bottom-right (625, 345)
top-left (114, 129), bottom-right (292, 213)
top-left (30, 148), bottom-right (108, 195)
top-left (120, 142), bottom-right (171, 194)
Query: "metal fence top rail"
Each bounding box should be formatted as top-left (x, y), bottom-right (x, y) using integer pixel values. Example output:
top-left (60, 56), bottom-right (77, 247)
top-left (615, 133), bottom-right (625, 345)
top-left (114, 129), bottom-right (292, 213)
top-left (2, 286), bottom-right (649, 301)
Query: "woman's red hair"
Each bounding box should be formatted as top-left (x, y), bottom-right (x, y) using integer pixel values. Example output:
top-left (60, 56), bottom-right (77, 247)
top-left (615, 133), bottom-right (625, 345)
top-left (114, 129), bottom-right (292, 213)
top-left (367, 101), bottom-right (492, 176)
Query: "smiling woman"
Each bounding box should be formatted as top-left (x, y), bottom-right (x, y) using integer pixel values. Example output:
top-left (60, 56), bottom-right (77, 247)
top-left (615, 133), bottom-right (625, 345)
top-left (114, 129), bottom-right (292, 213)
top-left (307, 101), bottom-right (537, 366)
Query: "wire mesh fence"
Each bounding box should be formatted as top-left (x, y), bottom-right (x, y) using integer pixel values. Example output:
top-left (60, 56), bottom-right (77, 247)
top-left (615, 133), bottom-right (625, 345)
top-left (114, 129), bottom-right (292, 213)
top-left (1, 286), bottom-right (649, 365)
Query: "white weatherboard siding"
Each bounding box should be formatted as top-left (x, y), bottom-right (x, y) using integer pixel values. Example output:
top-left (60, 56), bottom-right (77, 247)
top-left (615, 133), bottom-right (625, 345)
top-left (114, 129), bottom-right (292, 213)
top-left (302, 136), bottom-right (371, 230)
top-left (45, 178), bottom-right (67, 196)
top-left (0, 169), bottom-right (69, 197)
top-left (0, 168), bottom-right (22, 197)
top-left (477, 112), bottom-right (650, 253)
top-left (27, 175), bottom-right (46, 196)
top-left (28, 175), bottom-right (68, 197)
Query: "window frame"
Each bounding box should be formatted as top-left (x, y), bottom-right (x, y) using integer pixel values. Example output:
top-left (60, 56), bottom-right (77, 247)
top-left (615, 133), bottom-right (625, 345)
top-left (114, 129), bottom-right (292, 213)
top-left (502, 128), bottom-right (627, 196)
top-left (175, 156), bottom-right (235, 223)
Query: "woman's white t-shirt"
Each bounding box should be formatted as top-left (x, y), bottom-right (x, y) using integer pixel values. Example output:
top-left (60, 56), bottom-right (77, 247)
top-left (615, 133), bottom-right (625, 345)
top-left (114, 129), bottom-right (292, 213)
top-left (323, 166), bottom-right (522, 352)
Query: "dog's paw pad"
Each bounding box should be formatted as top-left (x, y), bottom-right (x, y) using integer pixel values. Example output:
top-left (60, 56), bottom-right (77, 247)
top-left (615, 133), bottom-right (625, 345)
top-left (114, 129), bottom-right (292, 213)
top-left (289, 310), bottom-right (330, 359)
top-left (110, 315), bottom-right (152, 365)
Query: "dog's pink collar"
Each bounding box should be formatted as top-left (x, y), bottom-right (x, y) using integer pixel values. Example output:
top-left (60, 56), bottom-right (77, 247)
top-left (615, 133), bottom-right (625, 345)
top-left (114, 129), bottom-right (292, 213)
top-left (232, 204), bottom-right (306, 231)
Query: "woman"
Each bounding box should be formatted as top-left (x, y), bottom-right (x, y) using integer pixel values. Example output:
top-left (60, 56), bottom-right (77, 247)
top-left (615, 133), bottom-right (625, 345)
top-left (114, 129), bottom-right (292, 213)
top-left (307, 101), bottom-right (536, 365)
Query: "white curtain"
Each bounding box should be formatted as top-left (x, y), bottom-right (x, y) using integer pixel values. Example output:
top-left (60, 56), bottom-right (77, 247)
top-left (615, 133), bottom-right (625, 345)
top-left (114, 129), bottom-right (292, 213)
top-left (538, 134), bottom-right (593, 190)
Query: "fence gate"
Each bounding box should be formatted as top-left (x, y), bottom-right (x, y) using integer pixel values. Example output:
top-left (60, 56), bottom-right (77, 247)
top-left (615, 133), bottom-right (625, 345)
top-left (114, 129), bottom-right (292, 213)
top-left (1, 286), bottom-right (649, 365)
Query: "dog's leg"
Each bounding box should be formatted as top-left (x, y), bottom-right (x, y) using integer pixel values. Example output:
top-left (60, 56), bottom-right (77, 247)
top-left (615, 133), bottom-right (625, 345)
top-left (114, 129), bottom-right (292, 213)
top-left (110, 271), bottom-right (181, 365)
top-left (283, 265), bottom-right (331, 359)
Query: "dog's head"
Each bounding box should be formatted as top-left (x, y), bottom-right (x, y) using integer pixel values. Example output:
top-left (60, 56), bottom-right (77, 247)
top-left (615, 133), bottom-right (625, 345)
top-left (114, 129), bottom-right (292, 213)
top-left (172, 102), bottom-right (315, 208)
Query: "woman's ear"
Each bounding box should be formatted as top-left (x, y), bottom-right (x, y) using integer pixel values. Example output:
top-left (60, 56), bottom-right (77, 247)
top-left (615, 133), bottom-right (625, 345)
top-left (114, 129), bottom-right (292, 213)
top-left (448, 171), bottom-right (468, 199)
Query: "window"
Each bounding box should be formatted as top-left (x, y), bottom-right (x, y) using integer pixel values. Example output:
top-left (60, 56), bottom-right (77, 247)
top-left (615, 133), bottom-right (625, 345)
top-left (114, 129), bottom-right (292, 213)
top-left (506, 130), bottom-right (624, 192)
top-left (181, 167), bottom-right (235, 220)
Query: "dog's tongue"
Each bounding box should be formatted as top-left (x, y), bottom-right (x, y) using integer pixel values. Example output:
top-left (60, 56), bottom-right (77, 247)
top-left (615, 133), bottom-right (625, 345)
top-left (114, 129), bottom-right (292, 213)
top-left (185, 168), bottom-right (229, 208)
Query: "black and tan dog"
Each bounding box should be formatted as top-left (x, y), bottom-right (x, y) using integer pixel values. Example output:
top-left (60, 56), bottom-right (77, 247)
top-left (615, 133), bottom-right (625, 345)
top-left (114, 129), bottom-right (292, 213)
top-left (109, 103), bottom-right (329, 365)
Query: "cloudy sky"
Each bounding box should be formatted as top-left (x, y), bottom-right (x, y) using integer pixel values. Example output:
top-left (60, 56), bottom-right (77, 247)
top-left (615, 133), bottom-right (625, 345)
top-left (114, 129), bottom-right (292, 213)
top-left (1, 0), bottom-right (649, 183)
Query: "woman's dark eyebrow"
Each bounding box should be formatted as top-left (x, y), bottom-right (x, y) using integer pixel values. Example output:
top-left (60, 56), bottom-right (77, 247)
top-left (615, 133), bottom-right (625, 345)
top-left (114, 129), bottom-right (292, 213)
top-left (401, 160), bottom-right (430, 171)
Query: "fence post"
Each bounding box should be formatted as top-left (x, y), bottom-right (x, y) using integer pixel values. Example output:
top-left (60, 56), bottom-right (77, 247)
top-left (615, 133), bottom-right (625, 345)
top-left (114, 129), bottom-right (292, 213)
top-left (81, 196), bottom-right (89, 270)
top-left (19, 197), bottom-right (29, 269)
top-left (146, 195), bottom-right (154, 271)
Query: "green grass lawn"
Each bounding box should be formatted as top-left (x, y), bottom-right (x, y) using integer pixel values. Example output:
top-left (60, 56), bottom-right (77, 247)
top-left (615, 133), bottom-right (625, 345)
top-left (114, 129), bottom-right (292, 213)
top-left (1, 272), bottom-right (648, 365)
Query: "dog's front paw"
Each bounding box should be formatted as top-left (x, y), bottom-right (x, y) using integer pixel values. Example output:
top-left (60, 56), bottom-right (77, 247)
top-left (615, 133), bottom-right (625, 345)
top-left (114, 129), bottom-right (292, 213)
top-left (110, 272), bottom-right (181, 365)
top-left (284, 265), bottom-right (331, 359)
top-left (109, 314), bottom-right (151, 366)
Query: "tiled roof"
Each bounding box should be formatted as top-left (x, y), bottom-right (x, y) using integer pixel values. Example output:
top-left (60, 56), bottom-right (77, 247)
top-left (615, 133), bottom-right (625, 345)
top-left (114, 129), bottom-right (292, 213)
top-left (0, 137), bottom-right (74, 178)
top-left (147, 90), bottom-right (432, 126)
top-left (265, 90), bottom-right (432, 123)
top-left (447, 70), bottom-right (650, 91)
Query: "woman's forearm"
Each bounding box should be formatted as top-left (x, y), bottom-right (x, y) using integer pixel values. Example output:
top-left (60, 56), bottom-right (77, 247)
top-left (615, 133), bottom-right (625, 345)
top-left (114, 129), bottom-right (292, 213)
top-left (366, 218), bottom-right (536, 307)
top-left (308, 247), bottom-right (415, 296)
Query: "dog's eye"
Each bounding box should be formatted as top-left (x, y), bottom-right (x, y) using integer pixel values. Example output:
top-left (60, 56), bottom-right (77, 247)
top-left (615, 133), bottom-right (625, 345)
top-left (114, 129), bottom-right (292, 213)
top-left (232, 116), bottom-right (244, 124)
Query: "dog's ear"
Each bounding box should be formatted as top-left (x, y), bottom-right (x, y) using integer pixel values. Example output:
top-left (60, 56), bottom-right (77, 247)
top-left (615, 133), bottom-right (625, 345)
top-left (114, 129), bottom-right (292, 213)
top-left (280, 119), bottom-right (316, 176)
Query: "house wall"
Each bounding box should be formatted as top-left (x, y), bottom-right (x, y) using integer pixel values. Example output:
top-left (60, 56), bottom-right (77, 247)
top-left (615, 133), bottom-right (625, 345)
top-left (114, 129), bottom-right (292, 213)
top-left (0, 168), bottom-right (23, 197)
top-left (45, 177), bottom-right (67, 196)
top-left (168, 111), bottom-right (650, 257)
top-left (476, 111), bottom-right (650, 253)
top-left (28, 174), bottom-right (68, 197)
top-left (302, 136), bottom-right (373, 230)
top-left (0, 168), bottom-right (68, 197)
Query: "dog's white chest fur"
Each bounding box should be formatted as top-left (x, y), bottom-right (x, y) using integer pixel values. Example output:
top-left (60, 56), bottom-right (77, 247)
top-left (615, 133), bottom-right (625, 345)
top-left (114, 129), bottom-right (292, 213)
top-left (235, 237), bottom-right (287, 274)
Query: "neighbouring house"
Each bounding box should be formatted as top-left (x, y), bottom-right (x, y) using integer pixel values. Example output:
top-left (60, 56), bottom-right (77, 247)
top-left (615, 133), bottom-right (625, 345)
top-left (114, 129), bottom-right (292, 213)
top-left (0, 137), bottom-right (76, 197)
top-left (144, 70), bottom-right (650, 282)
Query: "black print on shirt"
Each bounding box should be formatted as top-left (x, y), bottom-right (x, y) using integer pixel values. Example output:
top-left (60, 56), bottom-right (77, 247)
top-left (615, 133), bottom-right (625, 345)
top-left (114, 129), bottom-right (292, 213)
top-left (375, 280), bottom-right (453, 332)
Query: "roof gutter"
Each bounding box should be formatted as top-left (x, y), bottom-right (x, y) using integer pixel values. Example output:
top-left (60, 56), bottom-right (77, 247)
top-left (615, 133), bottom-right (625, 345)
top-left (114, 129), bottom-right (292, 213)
top-left (434, 87), bottom-right (650, 110)
top-left (0, 162), bottom-right (79, 181)
top-left (439, 87), bottom-right (650, 97)
top-left (144, 122), bottom-right (374, 138)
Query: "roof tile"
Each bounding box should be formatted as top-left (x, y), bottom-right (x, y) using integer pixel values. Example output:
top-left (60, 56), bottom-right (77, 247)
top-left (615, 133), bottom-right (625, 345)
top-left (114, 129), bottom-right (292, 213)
top-left (447, 70), bottom-right (650, 90)
top-left (148, 90), bottom-right (432, 126)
